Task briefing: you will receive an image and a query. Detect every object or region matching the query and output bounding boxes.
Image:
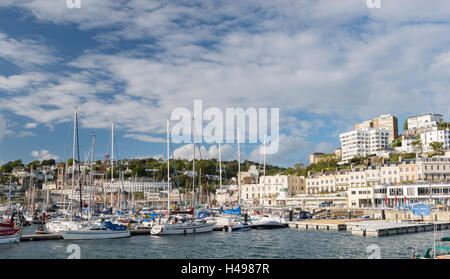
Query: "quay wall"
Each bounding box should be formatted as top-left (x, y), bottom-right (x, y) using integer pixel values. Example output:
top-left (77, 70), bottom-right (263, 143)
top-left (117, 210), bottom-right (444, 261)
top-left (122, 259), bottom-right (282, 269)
top-left (363, 209), bottom-right (450, 222)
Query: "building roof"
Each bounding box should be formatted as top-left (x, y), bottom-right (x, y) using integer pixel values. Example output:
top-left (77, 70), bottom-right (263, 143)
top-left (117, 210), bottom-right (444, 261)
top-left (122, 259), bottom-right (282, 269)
top-left (407, 112), bottom-right (443, 119)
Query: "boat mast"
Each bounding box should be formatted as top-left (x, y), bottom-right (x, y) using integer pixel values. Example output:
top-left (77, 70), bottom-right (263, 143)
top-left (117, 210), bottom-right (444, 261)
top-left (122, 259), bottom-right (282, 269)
top-left (219, 141), bottom-right (222, 190)
top-left (44, 173), bottom-right (47, 213)
top-left (31, 170), bottom-right (35, 214)
top-left (167, 120), bottom-right (170, 214)
top-left (237, 127), bottom-right (241, 206)
top-left (111, 121), bottom-right (114, 208)
top-left (192, 116), bottom-right (195, 207)
top-left (71, 107), bottom-right (77, 220)
top-left (76, 108), bottom-right (83, 220)
top-left (90, 132), bottom-right (96, 217)
top-left (27, 165), bottom-right (33, 211)
top-left (8, 175), bottom-right (12, 212)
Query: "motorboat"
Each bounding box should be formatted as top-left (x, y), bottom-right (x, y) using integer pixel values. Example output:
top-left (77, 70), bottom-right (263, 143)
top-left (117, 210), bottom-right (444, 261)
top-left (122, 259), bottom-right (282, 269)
top-left (151, 220), bottom-right (214, 235)
top-left (228, 222), bottom-right (252, 232)
top-left (252, 214), bottom-right (288, 229)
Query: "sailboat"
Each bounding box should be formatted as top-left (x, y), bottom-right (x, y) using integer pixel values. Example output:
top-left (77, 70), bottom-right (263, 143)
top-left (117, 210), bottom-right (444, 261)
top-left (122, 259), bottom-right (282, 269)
top-left (45, 107), bottom-right (85, 233)
top-left (60, 221), bottom-right (130, 240)
top-left (151, 120), bottom-right (214, 235)
top-left (61, 118), bottom-right (130, 240)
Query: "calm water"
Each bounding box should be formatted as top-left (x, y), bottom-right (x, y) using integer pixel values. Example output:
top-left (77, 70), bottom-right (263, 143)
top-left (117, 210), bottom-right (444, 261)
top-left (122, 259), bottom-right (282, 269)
top-left (0, 225), bottom-right (447, 259)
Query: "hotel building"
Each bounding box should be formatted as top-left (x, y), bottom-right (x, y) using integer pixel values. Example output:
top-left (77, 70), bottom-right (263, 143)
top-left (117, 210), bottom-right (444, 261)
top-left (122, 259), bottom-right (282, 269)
top-left (340, 128), bottom-right (390, 162)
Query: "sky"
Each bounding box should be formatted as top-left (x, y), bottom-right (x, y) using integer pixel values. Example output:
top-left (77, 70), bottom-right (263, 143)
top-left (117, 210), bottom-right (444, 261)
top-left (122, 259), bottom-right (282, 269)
top-left (0, 0), bottom-right (450, 168)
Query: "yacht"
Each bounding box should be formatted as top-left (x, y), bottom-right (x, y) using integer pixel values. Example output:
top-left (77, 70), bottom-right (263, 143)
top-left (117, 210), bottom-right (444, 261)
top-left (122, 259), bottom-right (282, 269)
top-left (61, 221), bottom-right (130, 240)
top-left (151, 220), bottom-right (214, 235)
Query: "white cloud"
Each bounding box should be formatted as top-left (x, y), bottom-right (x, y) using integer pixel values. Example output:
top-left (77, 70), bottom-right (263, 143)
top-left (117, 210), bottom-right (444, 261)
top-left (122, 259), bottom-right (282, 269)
top-left (0, 32), bottom-right (57, 67)
top-left (172, 143), bottom-right (236, 161)
top-left (123, 134), bottom-right (165, 143)
top-left (15, 131), bottom-right (37, 138)
top-left (30, 149), bottom-right (59, 161)
top-left (2, 1), bottom-right (450, 166)
top-left (24, 122), bottom-right (38, 129)
top-left (0, 72), bottom-right (48, 91)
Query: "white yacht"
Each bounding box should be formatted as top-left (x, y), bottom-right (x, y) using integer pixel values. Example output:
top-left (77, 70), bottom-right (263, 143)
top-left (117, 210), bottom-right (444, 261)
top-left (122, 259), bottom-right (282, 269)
top-left (61, 221), bottom-right (130, 240)
top-left (252, 214), bottom-right (288, 229)
top-left (151, 220), bottom-right (214, 235)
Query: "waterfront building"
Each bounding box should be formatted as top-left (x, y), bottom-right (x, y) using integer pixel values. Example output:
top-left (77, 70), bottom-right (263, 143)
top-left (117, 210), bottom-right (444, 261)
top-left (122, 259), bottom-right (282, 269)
top-left (340, 128), bottom-right (390, 162)
top-left (348, 186), bottom-right (374, 207)
top-left (348, 183), bottom-right (450, 208)
top-left (240, 174), bottom-right (305, 206)
top-left (416, 155), bottom-right (450, 182)
top-left (103, 181), bottom-right (169, 193)
top-left (306, 160), bottom-right (419, 193)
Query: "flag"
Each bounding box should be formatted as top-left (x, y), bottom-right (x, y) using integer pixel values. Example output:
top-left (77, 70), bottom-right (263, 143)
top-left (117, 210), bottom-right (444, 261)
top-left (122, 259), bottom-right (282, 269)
top-left (105, 155), bottom-right (110, 158)
top-left (385, 195), bottom-right (388, 205)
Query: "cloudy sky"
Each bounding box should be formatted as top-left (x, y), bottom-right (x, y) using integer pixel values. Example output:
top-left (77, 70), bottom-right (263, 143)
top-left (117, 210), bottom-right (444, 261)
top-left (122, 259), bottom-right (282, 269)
top-left (0, 0), bottom-right (450, 167)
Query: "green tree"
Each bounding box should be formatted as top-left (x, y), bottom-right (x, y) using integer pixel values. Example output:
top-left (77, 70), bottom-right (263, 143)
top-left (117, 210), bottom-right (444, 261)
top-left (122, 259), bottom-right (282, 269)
top-left (429, 141), bottom-right (444, 155)
top-left (403, 120), bottom-right (408, 131)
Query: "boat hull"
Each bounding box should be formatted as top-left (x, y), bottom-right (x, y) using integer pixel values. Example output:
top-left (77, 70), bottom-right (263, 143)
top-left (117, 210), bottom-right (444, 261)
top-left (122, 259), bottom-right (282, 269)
top-left (0, 229), bottom-right (20, 244)
top-left (229, 225), bottom-right (252, 232)
top-left (254, 221), bottom-right (287, 229)
top-left (61, 230), bottom-right (130, 240)
top-left (151, 223), bottom-right (214, 235)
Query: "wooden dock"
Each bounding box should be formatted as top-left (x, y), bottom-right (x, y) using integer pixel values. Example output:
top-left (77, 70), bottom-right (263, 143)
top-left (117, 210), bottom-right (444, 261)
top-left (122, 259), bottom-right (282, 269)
top-left (20, 233), bottom-right (62, 241)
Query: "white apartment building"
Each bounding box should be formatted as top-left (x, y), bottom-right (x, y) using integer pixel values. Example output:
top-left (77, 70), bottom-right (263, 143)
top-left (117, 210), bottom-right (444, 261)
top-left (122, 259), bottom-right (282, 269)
top-left (395, 136), bottom-right (420, 153)
top-left (340, 128), bottom-right (390, 162)
top-left (240, 175), bottom-right (304, 206)
top-left (354, 114), bottom-right (398, 144)
top-left (407, 113), bottom-right (443, 130)
top-left (420, 128), bottom-right (450, 152)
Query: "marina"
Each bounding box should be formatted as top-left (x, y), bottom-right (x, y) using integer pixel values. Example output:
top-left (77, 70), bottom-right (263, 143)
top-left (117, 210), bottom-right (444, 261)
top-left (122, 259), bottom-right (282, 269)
top-left (1, 223), bottom-right (449, 259)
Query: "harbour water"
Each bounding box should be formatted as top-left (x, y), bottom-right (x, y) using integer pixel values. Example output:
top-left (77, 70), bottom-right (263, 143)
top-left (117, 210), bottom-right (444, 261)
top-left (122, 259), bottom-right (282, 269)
top-left (0, 225), bottom-right (447, 259)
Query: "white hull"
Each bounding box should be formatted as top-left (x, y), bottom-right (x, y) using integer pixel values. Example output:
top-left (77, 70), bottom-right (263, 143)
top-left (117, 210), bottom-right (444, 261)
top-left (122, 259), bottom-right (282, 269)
top-left (253, 216), bottom-right (287, 229)
top-left (61, 230), bottom-right (130, 240)
top-left (45, 220), bottom-right (85, 233)
top-left (151, 222), bottom-right (214, 235)
top-left (0, 233), bottom-right (20, 244)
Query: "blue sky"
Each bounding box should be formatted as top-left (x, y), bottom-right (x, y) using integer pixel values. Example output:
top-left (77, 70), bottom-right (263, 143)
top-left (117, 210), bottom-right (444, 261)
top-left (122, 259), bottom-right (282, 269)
top-left (1, 0), bottom-right (450, 167)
